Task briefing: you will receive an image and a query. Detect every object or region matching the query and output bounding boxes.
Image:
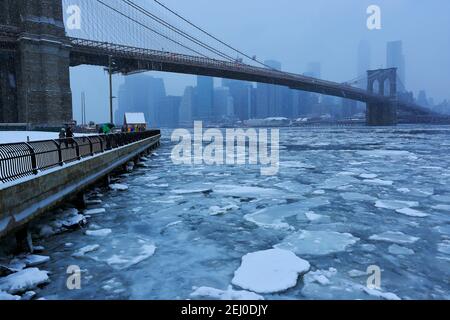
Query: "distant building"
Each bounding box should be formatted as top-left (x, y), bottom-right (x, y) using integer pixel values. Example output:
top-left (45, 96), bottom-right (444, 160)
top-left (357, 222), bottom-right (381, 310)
top-left (124, 112), bottom-right (146, 132)
top-left (116, 74), bottom-right (166, 127)
top-left (255, 60), bottom-right (286, 118)
top-left (158, 96), bottom-right (181, 128)
top-left (196, 76), bottom-right (214, 120)
top-left (387, 41), bottom-right (406, 91)
top-left (214, 87), bottom-right (234, 120)
top-left (222, 79), bottom-right (252, 120)
top-left (179, 86), bottom-right (196, 125)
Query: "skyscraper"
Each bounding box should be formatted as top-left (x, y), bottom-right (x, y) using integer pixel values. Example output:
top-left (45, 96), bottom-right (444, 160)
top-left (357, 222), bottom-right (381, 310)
top-left (179, 86), bottom-right (196, 125)
top-left (255, 60), bottom-right (285, 118)
top-left (196, 76), bottom-right (214, 120)
top-left (387, 41), bottom-right (406, 91)
top-left (222, 79), bottom-right (252, 120)
top-left (116, 74), bottom-right (166, 127)
top-left (158, 96), bottom-right (181, 128)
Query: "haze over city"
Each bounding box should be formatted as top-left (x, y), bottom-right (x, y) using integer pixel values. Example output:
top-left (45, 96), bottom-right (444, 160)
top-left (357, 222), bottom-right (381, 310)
top-left (70, 0), bottom-right (450, 124)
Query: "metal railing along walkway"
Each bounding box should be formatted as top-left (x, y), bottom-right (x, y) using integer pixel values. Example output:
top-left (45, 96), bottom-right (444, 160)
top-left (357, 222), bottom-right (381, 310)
top-left (0, 130), bottom-right (160, 183)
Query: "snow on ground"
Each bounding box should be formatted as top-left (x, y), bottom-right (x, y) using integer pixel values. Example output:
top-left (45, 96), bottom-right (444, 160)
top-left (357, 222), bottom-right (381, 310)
top-left (275, 230), bottom-right (359, 256)
top-left (231, 249), bottom-right (310, 294)
top-left (0, 131), bottom-right (88, 144)
top-left (190, 286), bottom-right (264, 300)
top-left (369, 231), bottom-right (419, 244)
top-left (0, 268), bottom-right (49, 294)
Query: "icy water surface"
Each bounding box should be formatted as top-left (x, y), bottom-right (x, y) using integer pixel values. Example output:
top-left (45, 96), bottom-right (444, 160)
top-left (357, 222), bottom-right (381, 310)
top-left (16, 126), bottom-right (450, 299)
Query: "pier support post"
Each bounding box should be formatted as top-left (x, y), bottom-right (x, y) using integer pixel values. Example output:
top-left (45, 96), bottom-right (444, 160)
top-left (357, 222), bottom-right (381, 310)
top-left (366, 100), bottom-right (398, 126)
top-left (15, 225), bottom-right (33, 253)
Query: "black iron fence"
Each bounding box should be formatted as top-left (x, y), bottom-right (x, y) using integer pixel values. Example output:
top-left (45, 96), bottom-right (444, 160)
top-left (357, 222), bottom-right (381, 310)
top-left (0, 130), bottom-right (160, 183)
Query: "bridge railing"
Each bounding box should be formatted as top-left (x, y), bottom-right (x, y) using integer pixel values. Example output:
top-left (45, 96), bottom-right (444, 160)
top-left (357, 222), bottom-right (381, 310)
top-left (70, 37), bottom-right (379, 102)
top-left (0, 130), bottom-right (161, 184)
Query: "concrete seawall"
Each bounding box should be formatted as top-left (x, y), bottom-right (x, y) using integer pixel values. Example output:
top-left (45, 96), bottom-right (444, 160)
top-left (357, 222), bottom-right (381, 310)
top-left (0, 134), bottom-right (160, 239)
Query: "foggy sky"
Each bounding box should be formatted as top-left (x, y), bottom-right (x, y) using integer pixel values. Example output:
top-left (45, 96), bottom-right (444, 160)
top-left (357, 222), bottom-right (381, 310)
top-left (70, 0), bottom-right (450, 123)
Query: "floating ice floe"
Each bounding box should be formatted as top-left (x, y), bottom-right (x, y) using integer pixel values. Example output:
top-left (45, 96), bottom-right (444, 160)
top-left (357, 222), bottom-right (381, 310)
top-left (0, 268), bottom-right (49, 294)
top-left (86, 199), bottom-right (102, 205)
top-left (347, 269), bottom-right (367, 278)
top-left (232, 249), bottom-right (310, 294)
top-left (375, 200), bottom-right (419, 210)
top-left (432, 204), bottom-right (450, 211)
top-left (214, 185), bottom-right (285, 199)
top-left (109, 184), bottom-right (129, 191)
top-left (84, 208), bottom-right (106, 216)
top-left (359, 173), bottom-right (378, 179)
top-left (85, 229), bottom-right (112, 237)
top-left (369, 231), bottom-right (419, 244)
top-left (301, 267), bottom-right (400, 300)
top-left (10, 255), bottom-right (50, 268)
top-left (363, 179), bottom-right (394, 186)
top-left (357, 150), bottom-right (417, 160)
top-left (275, 230), bottom-right (359, 256)
top-left (388, 244), bottom-right (415, 256)
top-left (209, 204), bottom-right (239, 216)
top-left (244, 207), bottom-right (295, 231)
top-left (341, 192), bottom-right (376, 201)
top-left (72, 245), bottom-right (100, 258)
top-left (304, 211), bottom-right (328, 223)
top-left (395, 208), bottom-right (428, 218)
top-left (432, 195), bottom-right (450, 203)
top-left (172, 188), bottom-right (212, 195)
top-left (274, 181), bottom-right (313, 195)
top-left (106, 244), bottom-right (156, 270)
top-left (190, 286), bottom-right (264, 300)
top-left (437, 241), bottom-right (450, 255)
top-left (0, 290), bottom-right (21, 300)
top-left (363, 287), bottom-right (401, 300)
top-left (318, 176), bottom-right (359, 190)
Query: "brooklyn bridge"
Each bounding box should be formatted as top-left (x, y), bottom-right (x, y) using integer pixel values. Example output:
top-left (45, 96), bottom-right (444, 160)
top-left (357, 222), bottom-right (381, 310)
top-left (0, 0), bottom-right (443, 128)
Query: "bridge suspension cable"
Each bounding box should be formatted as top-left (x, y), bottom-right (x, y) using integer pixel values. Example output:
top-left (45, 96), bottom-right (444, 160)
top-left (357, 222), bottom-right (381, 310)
top-left (94, 0), bottom-right (209, 58)
top-left (151, 0), bottom-right (280, 70)
top-left (121, 0), bottom-right (237, 62)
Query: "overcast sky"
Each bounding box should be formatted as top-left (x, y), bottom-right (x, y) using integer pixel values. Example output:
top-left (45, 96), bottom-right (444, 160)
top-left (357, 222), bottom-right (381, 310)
top-left (70, 0), bottom-right (450, 123)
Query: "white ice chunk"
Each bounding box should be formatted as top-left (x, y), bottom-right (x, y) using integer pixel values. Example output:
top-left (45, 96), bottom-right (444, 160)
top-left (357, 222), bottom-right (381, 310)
top-left (0, 291), bottom-right (21, 300)
top-left (395, 208), bottom-right (428, 218)
top-left (109, 184), bottom-right (129, 191)
top-left (0, 268), bottom-right (49, 294)
top-left (359, 173), bottom-right (378, 179)
top-left (106, 244), bottom-right (156, 270)
top-left (209, 204), bottom-right (239, 216)
top-left (72, 245), bottom-right (100, 257)
top-left (190, 286), bottom-right (264, 300)
top-left (388, 244), bottom-right (414, 255)
top-left (363, 287), bottom-right (401, 300)
top-left (214, 185), bottom-right (285, 199)
top-left (341, 192), bottom-right (376, 201)
top-left (232, 249), bottom-right (310, 293)
top-left (172, 188), bottom-right (212, 195)
top-left (84, 208), bottom-right (106, 215)
top-left (85, 229), bottom-right (112, 237)
top-left (275, 230), bottom-right (359, 256)
top-left (375, 200), bottom-right (419, 210)
top-left (369, 231), bottom-right (419, 244)
top-left (363, 179), bottom-right (394, 186)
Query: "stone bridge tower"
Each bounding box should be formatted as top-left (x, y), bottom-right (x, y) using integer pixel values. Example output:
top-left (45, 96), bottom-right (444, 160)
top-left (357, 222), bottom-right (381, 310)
top-left (366, 68), bottom-right (398, 126)
top-left (0, 0), bottom-right (72, 128)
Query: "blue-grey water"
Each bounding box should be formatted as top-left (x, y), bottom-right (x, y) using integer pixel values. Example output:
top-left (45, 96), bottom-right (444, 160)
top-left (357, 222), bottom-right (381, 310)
top-left (14, 126), bottom-right (450, 300)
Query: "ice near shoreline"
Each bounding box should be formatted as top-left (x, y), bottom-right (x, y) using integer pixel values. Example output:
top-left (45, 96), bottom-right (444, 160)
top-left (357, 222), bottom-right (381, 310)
top-left (3, 126), bottom-right (450, 300)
